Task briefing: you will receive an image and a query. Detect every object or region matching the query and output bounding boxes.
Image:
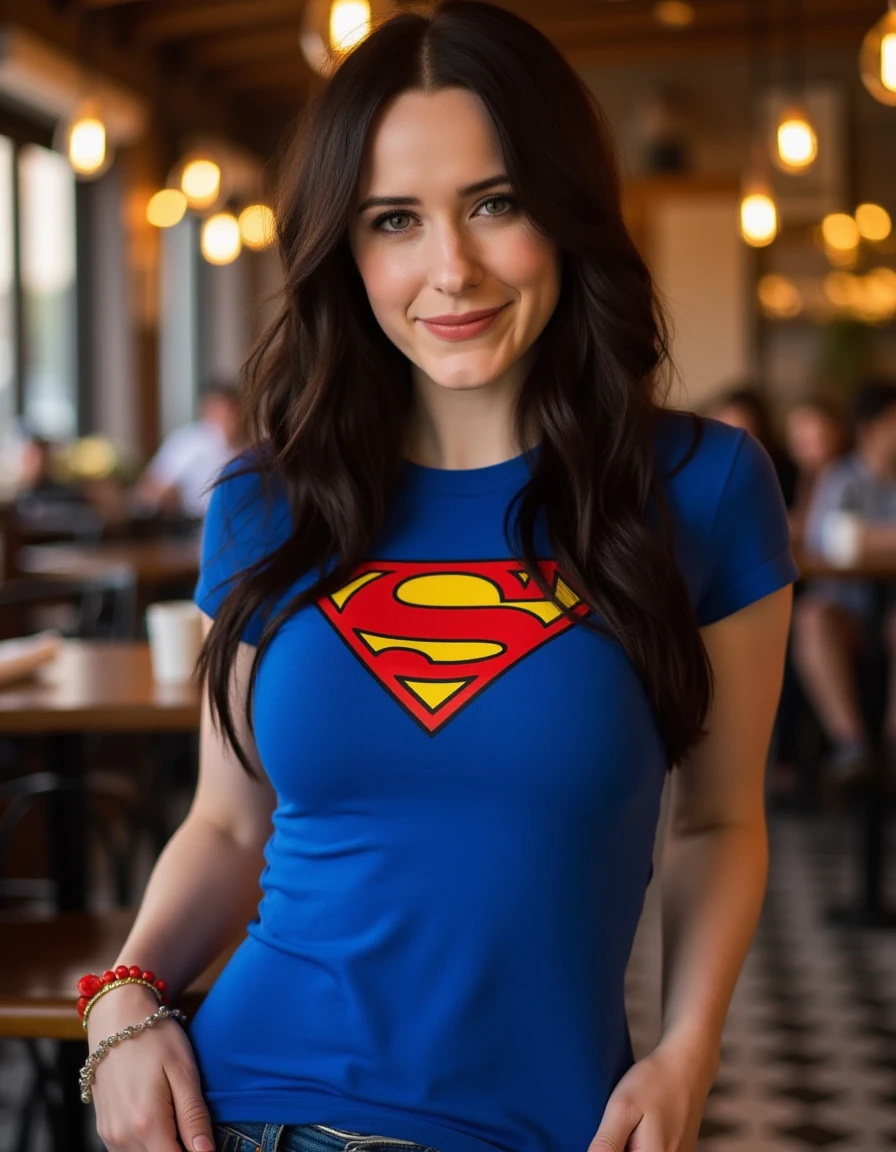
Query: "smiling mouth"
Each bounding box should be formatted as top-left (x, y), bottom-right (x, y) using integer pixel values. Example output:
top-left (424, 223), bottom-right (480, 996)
top-left (418, 305), bottom-right (508, 341)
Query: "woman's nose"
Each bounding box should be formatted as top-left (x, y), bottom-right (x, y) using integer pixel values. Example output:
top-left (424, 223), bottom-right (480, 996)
top-left (426, 226), bottom-right (482, 295)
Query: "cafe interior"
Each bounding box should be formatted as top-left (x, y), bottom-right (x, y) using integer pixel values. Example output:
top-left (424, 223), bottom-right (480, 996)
top-left (0, 0), bottom-right (895, 1149)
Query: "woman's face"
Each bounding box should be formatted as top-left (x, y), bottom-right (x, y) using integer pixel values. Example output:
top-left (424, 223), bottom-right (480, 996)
top-left (349, 87), bottom-right (561, 396)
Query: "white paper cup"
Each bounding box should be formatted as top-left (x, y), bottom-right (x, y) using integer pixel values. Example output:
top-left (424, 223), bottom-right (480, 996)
top-left (820, 511), bottom-right (861, 567)
top-left (145, 601), bottom-right (203, 684)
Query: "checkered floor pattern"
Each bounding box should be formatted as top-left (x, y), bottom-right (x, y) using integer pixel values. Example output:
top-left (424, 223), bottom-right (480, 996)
top-left (2, 812), bottom-right (895, 1152)
top-left (626, 811), bottom-right (896, 1151)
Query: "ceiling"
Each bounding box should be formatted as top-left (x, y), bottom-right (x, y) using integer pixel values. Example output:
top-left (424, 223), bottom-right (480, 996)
top-left (3, 0), bottom-right (888, 158)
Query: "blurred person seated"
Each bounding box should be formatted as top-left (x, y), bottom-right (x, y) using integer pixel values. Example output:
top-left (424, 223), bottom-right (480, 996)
top-left (706, 384), bottom-right (799, 509)
top-left (792, 379), bottom-right (896, 788)
top-left (15, 431), bottom-right (84, 508)
top-left (784, 396), bottom-right (850, 547)
top-left (132, 379), bottom-right (246, 521)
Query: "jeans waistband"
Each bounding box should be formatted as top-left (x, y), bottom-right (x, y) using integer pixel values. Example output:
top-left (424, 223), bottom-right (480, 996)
top-left (212, 1120), bottom-right (436, 1152)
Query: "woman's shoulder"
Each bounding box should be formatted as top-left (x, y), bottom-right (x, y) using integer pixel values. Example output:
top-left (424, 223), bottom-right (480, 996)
top-left (652, 406), bottom-right (751, 502)
top-left (203, 443), bottom-right (292, 562)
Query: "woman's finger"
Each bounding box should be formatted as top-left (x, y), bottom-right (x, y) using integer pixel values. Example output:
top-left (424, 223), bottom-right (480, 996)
top-left (587, 1096), bottom-right (643, 1152)
top-left (168, 1062), bottom-right (216, 1152)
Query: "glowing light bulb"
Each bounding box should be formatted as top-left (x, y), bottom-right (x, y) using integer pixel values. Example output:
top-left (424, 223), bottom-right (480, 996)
top-left (775, 112), bottom-right (818, 172)
top-left (238, 204), bottom-right (275, 250)
top-left (330, 0), bottom-right (370, 51)
top-left (758, 275), bottom-right (803, 318)
top-left (859, 7), bottom-right (896, 105)
top-left (146, 189), bottom-right (188, 229)
top-left (883, 31), bottom-right (896, 90)
top-left (69, 117), bottom-right (106, 177)
top-left (740, 191), bottom-right (777, 247)
top-left (201, 213), bottom-right (241, 265)
top-left (855, 203), bottom-right (892, 242)
top-left (181, 159), bottom-right (221, 210)
top-left (822, 212), bottom-right (860, 251)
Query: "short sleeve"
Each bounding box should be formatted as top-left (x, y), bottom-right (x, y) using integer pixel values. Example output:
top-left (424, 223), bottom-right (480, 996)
top-left (695, 431), bottom-right (800, 626)
top-left (193, 455), bottom-right (291, 645)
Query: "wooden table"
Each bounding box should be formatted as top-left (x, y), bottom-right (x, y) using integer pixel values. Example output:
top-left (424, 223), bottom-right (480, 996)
top-left (793, 545), bottom-right (896, 928)
top-left (0, 640), bottom-right (200, 734)
top-left (0, 645), bottom-right (201, 1151)
top-left (18, 538), bottom-right (200, 590)
top-left (0, 910), bottom-right (235, 1041)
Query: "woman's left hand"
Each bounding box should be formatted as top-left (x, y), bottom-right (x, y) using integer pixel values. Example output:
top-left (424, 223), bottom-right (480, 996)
top-left (586, 1035), bottom-right (719, 1152)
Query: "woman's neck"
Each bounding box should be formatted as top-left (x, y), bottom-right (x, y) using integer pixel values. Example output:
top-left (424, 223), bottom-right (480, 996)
top-left (405, 358), bottom-right (539, 470)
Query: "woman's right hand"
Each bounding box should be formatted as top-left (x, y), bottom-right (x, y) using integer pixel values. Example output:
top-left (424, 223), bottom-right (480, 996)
top-left (86, 985), bottom-right (215, 1152)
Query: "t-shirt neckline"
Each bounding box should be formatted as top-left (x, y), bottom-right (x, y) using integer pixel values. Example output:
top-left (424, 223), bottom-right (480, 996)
top-left (400, 445), bottom-right (540, 495)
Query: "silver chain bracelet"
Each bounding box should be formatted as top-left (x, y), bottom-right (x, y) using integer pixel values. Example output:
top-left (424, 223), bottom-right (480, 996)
top-left (79, 1004), bottom-right (188, 1104)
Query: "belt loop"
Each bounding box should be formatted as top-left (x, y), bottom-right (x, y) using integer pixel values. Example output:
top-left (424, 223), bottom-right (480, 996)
top-left (260, 1123), bottom-right (284, 1152)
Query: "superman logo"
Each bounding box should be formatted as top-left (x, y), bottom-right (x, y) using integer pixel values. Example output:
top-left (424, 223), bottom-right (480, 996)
top-left (317, 560), bottom-right (589, 735)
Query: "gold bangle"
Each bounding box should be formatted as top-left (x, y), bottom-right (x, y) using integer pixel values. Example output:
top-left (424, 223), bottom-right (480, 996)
top-left (82, 978), bottom-right (162, 1031)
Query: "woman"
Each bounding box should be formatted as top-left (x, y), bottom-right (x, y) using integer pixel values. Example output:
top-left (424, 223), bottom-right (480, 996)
top-left (84, 5), bottom-right (797, 1152)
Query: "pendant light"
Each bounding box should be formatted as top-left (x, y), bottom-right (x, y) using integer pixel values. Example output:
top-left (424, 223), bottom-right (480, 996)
top-left (56, 97), bottom-right (114, 179)
top-left (741, 0), bottom-right (778, 246)
top-left (201, 212), bottom-right (242, 266)
top-left (53, 11), bottom-right (115, 181)
top-left (859, 1), bottom-right (896, 105)
top-left (773, 0), bottom-right (817, 173)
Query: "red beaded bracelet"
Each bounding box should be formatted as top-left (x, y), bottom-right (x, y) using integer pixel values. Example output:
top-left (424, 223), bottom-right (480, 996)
top-left (76, 966), bottom-right (169, 1023)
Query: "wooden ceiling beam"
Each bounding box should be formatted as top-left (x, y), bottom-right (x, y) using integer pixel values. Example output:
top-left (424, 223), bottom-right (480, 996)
top-left (563, 19), bottom-right (877, 68)
top-left (77, 0), bottom-right (151, 10)
top-left (191, 26), bottom-right (305, 70)
top-left (136, 0), bottom-right (305, 46)
top-left (217, 58), bottom-right (314, 94)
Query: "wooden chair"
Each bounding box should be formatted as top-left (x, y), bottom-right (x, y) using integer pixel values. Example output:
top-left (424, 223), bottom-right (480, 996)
top-left (0, 910), bottom-right (234, 1152)
top-left (0, 570), bottom-right (143, 911)
top-left (0, 569), bottom-right (138, 643)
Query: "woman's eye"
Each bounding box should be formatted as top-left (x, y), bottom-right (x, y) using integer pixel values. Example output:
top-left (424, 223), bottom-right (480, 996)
top-left (477, 195), bottom-right (515, 217)
top-left (373, 212), bottom-right (414, 233)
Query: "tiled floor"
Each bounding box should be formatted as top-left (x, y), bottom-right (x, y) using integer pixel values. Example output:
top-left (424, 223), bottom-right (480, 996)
top-left (2, 810), bottom-right (895, 1152)
top-left (626, 810), bottom-right (896, 1151)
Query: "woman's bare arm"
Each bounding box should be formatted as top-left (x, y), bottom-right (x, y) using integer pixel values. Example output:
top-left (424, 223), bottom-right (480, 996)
top-left (658, 584), bottom-right (792, 1066)
top-left (589, 585), bottom-right (792, 1152)
top-left (86, 613), bottom-right (275, 1152)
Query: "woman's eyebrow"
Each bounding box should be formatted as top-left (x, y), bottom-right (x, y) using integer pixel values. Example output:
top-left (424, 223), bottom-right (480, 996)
top-left (356, 174), bottom-right (511, 215)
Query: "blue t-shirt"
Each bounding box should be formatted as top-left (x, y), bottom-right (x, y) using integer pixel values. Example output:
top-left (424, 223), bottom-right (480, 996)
top-left (190, 410), bottom-right (798, 1152)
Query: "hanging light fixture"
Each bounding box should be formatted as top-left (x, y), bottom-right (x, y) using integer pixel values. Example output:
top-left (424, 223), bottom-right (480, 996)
top-left (741, 0), bottom-right (777, 247)
top-left (740, 179), bottom-right (778, 246)
top-left (330, 0), bottom-right (371, 50)
top-left (201, 212), bottom-right (241, 265)
top-left (855, 202), bottom-right (892, 242)
top-left (180, 157), bottom-right (222, 211)
top-left (238, 204), bottom-right (276, 250)
top-left (300, 0), bottom-right (373, 73)
top-left (55, 98), bottom-right (114, 180)
top-left (775, 108), bottom-right (817, 172)
top-left (859, 2), bottom-right (896, 105)
top-left (773, 0), bottom-right (817, 173)
top-left (146, 189), bottom-right (188, 229)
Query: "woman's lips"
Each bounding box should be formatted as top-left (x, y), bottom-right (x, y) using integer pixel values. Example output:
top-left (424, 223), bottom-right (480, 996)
top-left (419, 305), bottom-right (507, 341)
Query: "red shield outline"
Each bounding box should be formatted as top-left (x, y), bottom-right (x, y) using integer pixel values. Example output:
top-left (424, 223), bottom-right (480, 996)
top-left (316, 559), bottom-right (588, 735)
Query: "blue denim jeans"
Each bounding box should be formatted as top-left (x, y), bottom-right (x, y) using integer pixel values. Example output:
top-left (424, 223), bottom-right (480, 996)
top-left (212, 1121), bottom-right (440, 1152)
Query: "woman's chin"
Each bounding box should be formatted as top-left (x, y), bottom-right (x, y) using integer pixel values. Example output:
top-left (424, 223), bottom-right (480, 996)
top-left (416, 356), bottom-right (516, 393)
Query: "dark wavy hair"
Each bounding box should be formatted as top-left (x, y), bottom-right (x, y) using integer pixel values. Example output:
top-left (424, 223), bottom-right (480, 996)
top-left (198, 0), bottom-right (713, 775)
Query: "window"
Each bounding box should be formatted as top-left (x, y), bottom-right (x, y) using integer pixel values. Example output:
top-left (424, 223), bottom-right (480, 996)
top-left (18, 143), bottom-right (77, 438)
top-left (0, 136), bottom-right (14, 444)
